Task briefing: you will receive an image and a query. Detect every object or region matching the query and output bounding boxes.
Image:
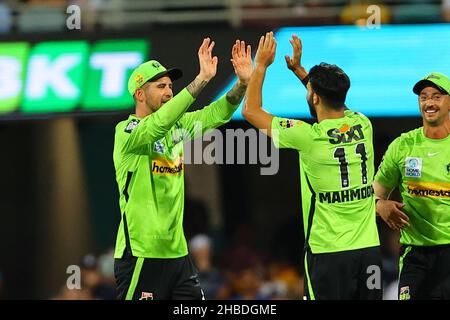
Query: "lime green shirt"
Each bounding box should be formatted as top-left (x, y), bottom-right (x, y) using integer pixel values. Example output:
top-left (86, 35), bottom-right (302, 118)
top-left (272, 110), bottom-right (380, 254)
top-left (113, 89), bottom-right (239, 258)
top-left (375, 127), bottom-right (450, 246)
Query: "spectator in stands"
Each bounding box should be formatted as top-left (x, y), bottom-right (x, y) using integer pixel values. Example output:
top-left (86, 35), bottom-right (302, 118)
top-left (443, 0), bottom-right (450, 22)
top-left (0, 1), bottom-right (12, 33)
top-left (52, 252), bottom-right (116, 300)
top-left (189, 234), bottom-right (226, 300)
top-left (261, 260), bottom-right (304, 299)
top-left (18, 0), bottom-right (66, 32)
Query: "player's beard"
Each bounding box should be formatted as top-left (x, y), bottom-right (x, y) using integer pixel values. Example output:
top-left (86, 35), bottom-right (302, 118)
top-left (307, 93), bottom-right (317, 118)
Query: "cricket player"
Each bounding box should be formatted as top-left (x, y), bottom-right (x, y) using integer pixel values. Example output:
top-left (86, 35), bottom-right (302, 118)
top-left (374, 72), bottom-right (450, 300)
top-left (113, 38), bottom-right (252, 300)
top-left (243, 32), bottom-right (382, 300)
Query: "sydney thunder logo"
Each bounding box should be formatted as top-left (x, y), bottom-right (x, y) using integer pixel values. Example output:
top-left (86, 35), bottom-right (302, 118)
top-left (135, 74), bottom-right (144, 86)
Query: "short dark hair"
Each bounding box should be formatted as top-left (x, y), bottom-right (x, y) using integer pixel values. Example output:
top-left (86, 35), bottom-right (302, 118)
top-left (308, 63), bottom-right (350, 110)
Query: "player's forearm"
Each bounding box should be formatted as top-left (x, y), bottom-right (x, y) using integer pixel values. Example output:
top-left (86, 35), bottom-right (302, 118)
top-left (291, 66), bottom-right (309, 87)
top-left (373, 181), bottom-right (394, 216)
top-left (373, 181), bottom-right (392, 200)
top-left (186, 76), bottom-right (209, 98)
top-left (154, 88), bottom-right (195, 129)
top-left (226, 80), bottom-right (247, 105)
top-left (243, 66), bottom-right (266, 120)
top-left (242, 66), bottom-right (274, 136)
top-left (195, 94), bottom-right (240, 131)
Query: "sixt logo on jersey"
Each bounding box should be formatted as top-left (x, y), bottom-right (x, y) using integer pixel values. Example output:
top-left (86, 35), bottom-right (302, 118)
top-left (327, 124), bottom-right (365, 145)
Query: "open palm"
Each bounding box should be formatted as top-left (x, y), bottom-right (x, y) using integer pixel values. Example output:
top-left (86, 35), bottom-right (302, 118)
top-left (231, 40), bottom-right (253, 84)
top-left (285, 34), bottom-right (302, 71)
top-left (198, 37), bottom-right (218, 81)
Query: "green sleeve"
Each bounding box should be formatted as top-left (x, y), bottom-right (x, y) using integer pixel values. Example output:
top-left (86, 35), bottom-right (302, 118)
top-left (119, 88), bottom-right (195, 152)
top-left (271, 116), bottom-right (313, 152)
top-left (177, 94), bottom-right (239, 140)
top-left (374, 137), bottom-right (402, 189)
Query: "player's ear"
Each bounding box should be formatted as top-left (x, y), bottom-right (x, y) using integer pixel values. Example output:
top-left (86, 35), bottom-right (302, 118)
top-left (135, 88), bottom-right (145, 103)
top-left (313, 92), bottom-right (320, 105)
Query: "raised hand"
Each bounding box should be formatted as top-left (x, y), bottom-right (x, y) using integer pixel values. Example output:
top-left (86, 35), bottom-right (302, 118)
top-left (255, 31), bottom-right (276, 68)
top-left (285, 34), bottom-right (303, 72)
top-left (231, 40), bottom-right (253, 85)
top-left (197, 37), bottom-right (218, 82)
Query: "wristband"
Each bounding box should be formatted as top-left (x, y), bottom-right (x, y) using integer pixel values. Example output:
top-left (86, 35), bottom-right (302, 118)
top-left (301, 74), bottom-right (309, 87)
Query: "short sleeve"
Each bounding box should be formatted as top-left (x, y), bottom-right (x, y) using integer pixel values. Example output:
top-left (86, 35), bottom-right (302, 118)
top-left (374, 137), bottom-right (402, 189)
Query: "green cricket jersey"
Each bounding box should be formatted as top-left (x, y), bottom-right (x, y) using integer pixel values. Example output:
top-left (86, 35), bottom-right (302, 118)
top-left (272, 110), bottom-right (380, 254)
top-left (375, 127), bottom-right (450, 246)
top-left (113, 88), bottom-right (239, 258)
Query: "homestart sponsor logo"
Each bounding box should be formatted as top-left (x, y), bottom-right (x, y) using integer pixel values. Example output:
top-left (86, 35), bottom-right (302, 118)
top-left (407, 182), bottom-right (450, 198)
top-left (319, 185), bottom-right (374, 204)
top-left (151, 158), bottom-right (183, 175)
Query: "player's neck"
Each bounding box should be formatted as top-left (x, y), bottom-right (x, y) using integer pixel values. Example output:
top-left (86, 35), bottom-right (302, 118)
top-left (423, 119), bottom-right (450, 139)
top-left (135, 104), bottom-right (153, 118)
top-left (317, 106), bottom-right (345, 122)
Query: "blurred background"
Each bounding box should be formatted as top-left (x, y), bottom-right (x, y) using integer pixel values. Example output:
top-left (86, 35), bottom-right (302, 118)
top-left (0, 0), bottom-right (449, 300)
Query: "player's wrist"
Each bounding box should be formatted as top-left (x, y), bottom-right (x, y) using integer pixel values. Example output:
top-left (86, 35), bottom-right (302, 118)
top-left (375, 197), bottom-right (383, 216)
top-left (294, 67), bottom-right (307, 77)
top-left (254, 64), bottom-right (268, 72)
top-left (375, 197), bottom-right (385, 206)
top-left (196, 74), bottom-right (212, 83)
top-left (237, 78), bottom-right (249, 87)
top-left (291, 65), bottom-right (305, 73)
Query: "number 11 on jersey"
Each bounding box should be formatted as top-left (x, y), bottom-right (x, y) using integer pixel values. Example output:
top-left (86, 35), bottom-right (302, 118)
top-left (333, 143), bottom-right (368, 188)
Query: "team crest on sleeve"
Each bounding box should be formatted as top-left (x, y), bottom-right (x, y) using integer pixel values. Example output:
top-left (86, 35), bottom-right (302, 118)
top-left (405, 157), bottom-right (422, 177)
top-left (124, 119), bottom-right (140, 133)
top-left (279, 119), bottom-right (295, 129)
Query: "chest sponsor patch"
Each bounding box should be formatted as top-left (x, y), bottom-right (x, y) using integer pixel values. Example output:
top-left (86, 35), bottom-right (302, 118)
top-left (406, 181), bottom-right (450, 198)
top-left (151, 157), bottom-right (184, 175)
top-left (405, 157), bottom-right (422, 178)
